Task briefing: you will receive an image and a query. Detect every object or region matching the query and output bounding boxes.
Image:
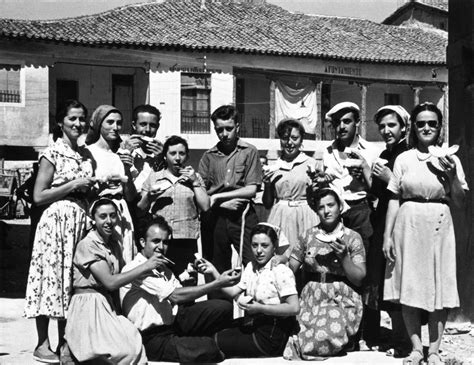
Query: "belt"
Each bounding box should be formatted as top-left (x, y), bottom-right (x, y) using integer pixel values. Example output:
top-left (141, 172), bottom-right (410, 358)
top-left (345, 197), bottom-right (367, 206)
top-left (305, 271), bottom-right (346, 284)
top-left (101, 193), bottom-right (124, 200)
top-left (74, 287), bottom-right (108, 295)
top-left (277, 199), bottom-right (308, 207)
top-left (402, 197), bottom-right (449, 205)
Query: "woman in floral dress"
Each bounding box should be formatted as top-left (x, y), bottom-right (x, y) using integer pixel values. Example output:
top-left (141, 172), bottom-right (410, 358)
top-left (24, 100), bottom-right (95, 363)
top-left (284, 188), bottom-right (366, 359)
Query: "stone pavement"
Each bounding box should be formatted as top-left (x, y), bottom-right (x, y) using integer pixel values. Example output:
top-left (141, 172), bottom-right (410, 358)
top-left (0, 298), bottom-right (402, 365)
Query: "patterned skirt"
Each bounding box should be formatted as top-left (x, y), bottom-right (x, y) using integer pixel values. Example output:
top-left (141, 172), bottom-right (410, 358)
top-left (284, 280), bottom-right (363, 359)
top-left (24, 199), bottom-right (88, 319)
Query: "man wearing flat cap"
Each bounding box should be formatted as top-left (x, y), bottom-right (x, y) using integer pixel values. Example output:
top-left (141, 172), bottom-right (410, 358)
top-left (318, 102), bottom-right (378, 252)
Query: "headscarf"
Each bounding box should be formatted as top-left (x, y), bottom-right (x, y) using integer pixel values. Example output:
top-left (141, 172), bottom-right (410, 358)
top-left (374, 105), bottom-right (410, 127)
top-left (85, 105), bottom-right (122, 146)
top-left (255, 222), bottom-right (290, 255)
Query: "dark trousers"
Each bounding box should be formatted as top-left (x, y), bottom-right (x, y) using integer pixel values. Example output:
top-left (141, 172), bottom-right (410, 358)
top-left (201, 205), bottom-right (258, 273)
top-left (216, 315), bottom-right (298, 358)
top-left (141, 299), bottom-right (233, 363)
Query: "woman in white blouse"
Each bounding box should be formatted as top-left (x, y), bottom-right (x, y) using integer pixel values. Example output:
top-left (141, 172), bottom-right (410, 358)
top-left (198, 223), bottom-right (300, 358)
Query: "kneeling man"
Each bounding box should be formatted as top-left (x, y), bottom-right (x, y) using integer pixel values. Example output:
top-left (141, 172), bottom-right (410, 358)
top-left (120, 216), bottom-right (239, 363)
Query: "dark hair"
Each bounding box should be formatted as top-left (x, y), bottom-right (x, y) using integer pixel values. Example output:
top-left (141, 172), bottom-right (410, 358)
top-left (250, 224), bottom-right (279, 248)
top-left (160, 135), bottom-right (189, 169)
top-left (312, 188), bottom-right (342, 210)
top-left (331, 108), bottom-right (360, 124)
top-left (409, 102), bottom-right (444, 147)
top-left (53, 99), bottom-right (87, 141)
top-left (211, 105), bottom-right (239, 124)
top-left (90, 198), bottom-right (119, 217)
top-left (276, 119), bottom-right (305, 140)
top-left (143, 216), bottom-right (173, 239)
top-left (374, 109), bottom-right (404, 127)
top-left (132, 104), bottom-right (161, 123)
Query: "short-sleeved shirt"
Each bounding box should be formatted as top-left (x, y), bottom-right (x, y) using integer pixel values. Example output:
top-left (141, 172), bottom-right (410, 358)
top-left (291, 225), bottom-right (366, 277)
top-left (238, 261), bottom-right (297, 305)
top-left (271, 152), bottom-right (320, 201)
top-left (142, 169), bottom-right (205, 239)
top-left (387, 149), bottom-right (469, 199)
top-left (198, 139), bottom-right (262, 196)
top-left (120, 253), bottom-right (182, 331)
top-left (40, 138), bottom-right (93, 188)
top-left (72, 230), bottom-right (123, 289)
top-left (323, 136), bottom-right (378, 201)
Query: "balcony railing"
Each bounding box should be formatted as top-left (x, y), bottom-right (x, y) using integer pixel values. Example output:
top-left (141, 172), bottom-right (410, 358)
top-left (181, 111), bottom-right (210, 134)
top-left (0, 90), bottom-right (20, 103)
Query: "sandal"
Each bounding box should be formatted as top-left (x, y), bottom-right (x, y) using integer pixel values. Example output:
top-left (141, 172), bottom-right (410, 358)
top-left (427, 352), bottom-right (444, 365)
top-left (403, 349), bottom-right (424, 365)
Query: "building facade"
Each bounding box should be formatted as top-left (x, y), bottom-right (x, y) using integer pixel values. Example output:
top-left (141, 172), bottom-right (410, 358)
top-left (0, 0), bottom-right (448, 163)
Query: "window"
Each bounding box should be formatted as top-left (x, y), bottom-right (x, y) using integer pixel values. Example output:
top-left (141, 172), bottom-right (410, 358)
top-left (0, 64), bottom-right (21, 104)
top-left (384, 93), bottom-right (400, 105)
top-left (181, 73), bottom-right (211, 134)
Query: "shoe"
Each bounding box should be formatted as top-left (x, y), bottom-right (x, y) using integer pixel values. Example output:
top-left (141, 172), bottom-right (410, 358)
top-left (402, 349), bottom-right (424, 365)
top-left (59, 343), bottom-right (76, 365)
top-left (33, 347), bottom-right (60, 364)
top-left (427, 352), bottom-right (444, 365)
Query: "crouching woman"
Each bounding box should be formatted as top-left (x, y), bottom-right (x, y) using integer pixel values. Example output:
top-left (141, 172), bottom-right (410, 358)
top-left (198, 223), bottom-right (300, 358)
top-left (65, 198), bottom-right (163, 364)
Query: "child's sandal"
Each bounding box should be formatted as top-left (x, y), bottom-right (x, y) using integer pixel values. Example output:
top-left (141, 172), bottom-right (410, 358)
top-left (403, 349), bottom-right (424, 365)
top-left (427, 352), bottom-right (444, 365)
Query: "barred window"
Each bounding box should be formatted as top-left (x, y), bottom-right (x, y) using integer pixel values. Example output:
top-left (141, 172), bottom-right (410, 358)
top-left (0, 64), bottom-right (21, 104)
top-left (181, 73), bottom-right (211, 134)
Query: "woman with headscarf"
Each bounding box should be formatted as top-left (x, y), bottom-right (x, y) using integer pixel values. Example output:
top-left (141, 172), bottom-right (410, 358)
top-left (24, 100), bottom-right (94, 363)
top-left (85, 105), bottom-right (137, 264)
top-left (363, 105), bottom-right (411, 353)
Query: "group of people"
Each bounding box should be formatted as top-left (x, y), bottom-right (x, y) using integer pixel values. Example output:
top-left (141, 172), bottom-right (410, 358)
top-left (23, 99), bottom-right (467, 365)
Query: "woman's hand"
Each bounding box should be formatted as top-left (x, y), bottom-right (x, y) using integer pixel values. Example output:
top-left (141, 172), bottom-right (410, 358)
top-left (372, 162), bottom-right (392, 183)
top-left (239, 301), bottom-right (263, 315)
top-left (438, 155), bottom-right (457, 182)
top-left (71, 177), bottom-right (95, 193)
top-left (270, 254), bottom-right (288, 268)
top-left (262, 169), bottom-right (280, 185)
top-left (179, 166), bottom-right (197, 184)
top-left (144, 252), bottom-right (169, 271)
top-left (383, 236), bottom-right (396, 263)
top-left (195, 258), bottom-right (218, 276)
top-left (328, 238), bottom-right (348, 259)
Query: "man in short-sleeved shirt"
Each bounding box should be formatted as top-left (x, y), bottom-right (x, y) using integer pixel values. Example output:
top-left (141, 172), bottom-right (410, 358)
top-left (199, 105), bottom-right (262, 273)
top-left (120, 217), bottom-right (239, 363)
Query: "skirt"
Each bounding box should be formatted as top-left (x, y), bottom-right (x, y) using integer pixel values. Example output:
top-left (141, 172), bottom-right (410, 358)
top-left (65, 291), bottom-right (147, 364)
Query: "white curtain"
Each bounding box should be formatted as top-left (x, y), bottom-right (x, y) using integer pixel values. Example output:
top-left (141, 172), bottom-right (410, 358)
top-left (275, 80), bottom-right (318, 135)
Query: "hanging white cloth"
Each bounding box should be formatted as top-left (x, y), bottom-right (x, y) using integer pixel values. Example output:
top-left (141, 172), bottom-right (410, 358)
top-left (274, 80), bottom-right (318, 135)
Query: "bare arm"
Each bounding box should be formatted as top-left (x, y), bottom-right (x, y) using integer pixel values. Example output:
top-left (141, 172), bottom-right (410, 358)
top-left (192, 185), bottom-right (210, 212)
top-left (168, 268), bottom-right (240, 304)
top-left (240, 294), bottom-right (300, 317)
top-left (33, 157), bottom-right (94, 206)
top-left (382, 197), bottom-right (400, 263)
top-left (89, 253), bottom-right (164, 291)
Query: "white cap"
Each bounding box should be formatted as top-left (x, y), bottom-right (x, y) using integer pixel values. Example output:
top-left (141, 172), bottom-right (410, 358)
top-left (325, 102), bottom-right (360, 121)
top-left (374, 105), bottom-right (410, 127)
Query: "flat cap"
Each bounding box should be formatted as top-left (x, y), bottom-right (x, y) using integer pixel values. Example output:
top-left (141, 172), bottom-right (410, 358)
top-left (325, 102), bottom-right (360, 121)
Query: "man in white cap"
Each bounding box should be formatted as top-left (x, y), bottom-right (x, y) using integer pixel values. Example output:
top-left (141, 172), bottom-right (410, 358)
top-left (320, 101), bottom-right (377, 252)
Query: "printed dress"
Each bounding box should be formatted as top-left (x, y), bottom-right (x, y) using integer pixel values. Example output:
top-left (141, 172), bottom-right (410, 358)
top-left (266, 152), bottom-right (320, 253)
top-left (65, 230), bottom-right (146, 364)
top-left (284, 225), bottom-right (366, 359)
top-left (384, 149), bottom-right (468, 311)
top-left (24, 138), bottom-right (93, 318)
